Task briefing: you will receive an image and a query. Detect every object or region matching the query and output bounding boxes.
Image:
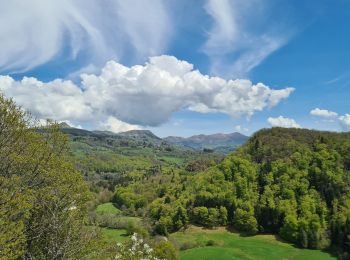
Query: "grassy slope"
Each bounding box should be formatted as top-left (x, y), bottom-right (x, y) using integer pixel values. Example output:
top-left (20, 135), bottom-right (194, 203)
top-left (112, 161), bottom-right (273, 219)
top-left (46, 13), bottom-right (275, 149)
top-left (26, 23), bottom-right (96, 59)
top-left (101, 228), bottom-right (129, 243)
top-left (95, 203), bottom-right (121, 215)
top-left (170, 227), bottom-right (336, 260)
top-left (95, 203), bottom-right (142, 243)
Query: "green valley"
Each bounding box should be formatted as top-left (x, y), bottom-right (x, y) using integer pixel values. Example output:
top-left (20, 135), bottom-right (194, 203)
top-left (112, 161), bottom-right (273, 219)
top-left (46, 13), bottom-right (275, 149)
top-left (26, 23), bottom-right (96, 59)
top-left (2, 94), bottom-right (350, 259)
top-left (63, 123), bottom-right (350, 259)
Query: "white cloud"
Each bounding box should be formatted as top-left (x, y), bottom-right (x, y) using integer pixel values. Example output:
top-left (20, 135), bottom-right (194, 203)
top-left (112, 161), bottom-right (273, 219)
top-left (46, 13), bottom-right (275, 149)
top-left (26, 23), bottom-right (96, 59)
top-left (0, 76), bottom-right (93, 121)
top-left (267, 116), bottom-right (301, 128)
top-left (0, 55), bottom-right (293, 128)
top-left (310, 108), bottom-right (350, 130)
top-left (99, 116), bottom-right (140, 133)
top-left (310, 108), bottom-right (338, 118)
top-left (0, 0), bottom-right (171, 73)
top-left (202, 0), bottom-right (289, 77)
top-left (339, 114), bottom-right (350, 130)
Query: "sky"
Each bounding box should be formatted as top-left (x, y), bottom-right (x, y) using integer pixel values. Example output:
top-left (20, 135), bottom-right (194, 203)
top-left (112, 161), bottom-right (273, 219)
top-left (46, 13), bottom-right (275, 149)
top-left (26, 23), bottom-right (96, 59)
top-left (0, 0), bottom-right (349, 137)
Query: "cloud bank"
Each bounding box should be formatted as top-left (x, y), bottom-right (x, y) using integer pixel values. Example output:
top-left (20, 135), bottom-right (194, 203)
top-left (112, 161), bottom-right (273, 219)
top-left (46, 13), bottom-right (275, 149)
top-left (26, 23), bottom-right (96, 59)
top-left (0, 56), bottom-right (293, 131)
top-left (268, 116), bottom-right (301, 128)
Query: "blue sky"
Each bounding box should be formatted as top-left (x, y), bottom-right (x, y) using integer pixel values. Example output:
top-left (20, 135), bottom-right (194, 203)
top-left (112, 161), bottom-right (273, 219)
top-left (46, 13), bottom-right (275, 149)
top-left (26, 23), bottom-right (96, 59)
top-left (0, 0), bottom-right (349, 137)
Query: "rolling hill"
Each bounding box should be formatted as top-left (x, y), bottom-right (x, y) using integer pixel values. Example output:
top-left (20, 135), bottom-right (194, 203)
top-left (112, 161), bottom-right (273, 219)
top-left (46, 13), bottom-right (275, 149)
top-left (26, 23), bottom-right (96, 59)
top-left (164, 132), bottom-right (248, 154)
top-left (57, 123), bottom-right (248, 154)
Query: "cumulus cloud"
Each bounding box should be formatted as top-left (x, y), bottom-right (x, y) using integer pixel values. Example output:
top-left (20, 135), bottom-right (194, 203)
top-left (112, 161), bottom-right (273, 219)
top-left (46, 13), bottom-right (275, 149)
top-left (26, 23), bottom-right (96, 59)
top-left (310, 108), bottom-right (350, 130)
top-left (0, 76), bottom-right (92, 121)
top-left (0, 55), bottom-right (293, 130)
top-left (339, 114), bottom-right (350, 130)
top-left (99, 117), bottom-right (141, 133)
top-left (267, 116), bottom-right (301, 128)
top-left (310, 108), bottom-right (338, 118)
top-left (202, 0), bottom-right (289, 77)
top-left (0, 0), bottom-right (171, 73)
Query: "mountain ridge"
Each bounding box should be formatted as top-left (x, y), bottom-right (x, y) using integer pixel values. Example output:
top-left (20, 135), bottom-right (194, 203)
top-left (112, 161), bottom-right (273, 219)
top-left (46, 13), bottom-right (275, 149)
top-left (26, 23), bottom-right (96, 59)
top-left (164, 132), bottom-right (248, 154)
top-left (56, 123), bottom-right (248, 154)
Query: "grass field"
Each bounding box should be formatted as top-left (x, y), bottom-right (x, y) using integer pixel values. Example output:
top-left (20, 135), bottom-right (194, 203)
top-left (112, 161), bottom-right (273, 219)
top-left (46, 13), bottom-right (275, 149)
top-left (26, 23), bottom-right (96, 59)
top-left (95, 202), bottom-right (121, 215)
top-left (170, 226), bottom-right (336, 260)
top-left (101, 228), bottom-right (129, 243)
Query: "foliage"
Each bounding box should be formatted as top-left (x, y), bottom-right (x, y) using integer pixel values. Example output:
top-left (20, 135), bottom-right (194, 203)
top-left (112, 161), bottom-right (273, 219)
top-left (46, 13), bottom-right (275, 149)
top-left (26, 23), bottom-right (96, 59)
top-left (104, 127), bottom-right (350, 256)
top-left (113, 233), bottom-right (179, 260)
top-left (114, 233), bottom-right (159, 260)
top-left (153, 240), bottom-right (179, 260)
top-left (52, 112), bottom-right (350, 257)
top-left (0, 94), bottom-right (97, 259)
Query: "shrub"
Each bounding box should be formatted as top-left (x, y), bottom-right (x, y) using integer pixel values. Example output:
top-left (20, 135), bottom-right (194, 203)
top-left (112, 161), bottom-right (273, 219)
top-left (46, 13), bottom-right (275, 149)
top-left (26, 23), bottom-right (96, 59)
top-left (154, 240), bottom-right (179, 260)
top-left (179, 241), bottom-right (199, 250)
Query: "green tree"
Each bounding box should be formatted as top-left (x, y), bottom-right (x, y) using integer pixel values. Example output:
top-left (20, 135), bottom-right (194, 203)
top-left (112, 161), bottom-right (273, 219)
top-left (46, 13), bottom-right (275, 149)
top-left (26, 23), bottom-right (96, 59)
top-left (233, 207), bottom-right (258, 235)
top-left (219, 206), bottom-right (228, 225)
top-left (192, 207), bottom-right (209, 226)
top-left (173, 206), bottom-right (188, 230)
top-left (280, 215), bottom-right (299, 243)
top-left (0, 94), bottom-right (97, 259)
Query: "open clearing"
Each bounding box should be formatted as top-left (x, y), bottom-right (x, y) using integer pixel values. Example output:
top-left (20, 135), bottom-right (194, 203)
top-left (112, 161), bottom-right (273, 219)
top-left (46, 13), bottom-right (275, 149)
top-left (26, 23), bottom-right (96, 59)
top-left (170, 226), bottom-right (336, 260)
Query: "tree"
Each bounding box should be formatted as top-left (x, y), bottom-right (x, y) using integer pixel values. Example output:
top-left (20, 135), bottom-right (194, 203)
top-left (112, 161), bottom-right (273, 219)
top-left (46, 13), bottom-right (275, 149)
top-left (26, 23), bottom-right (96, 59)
top-left (219, 206), bottom-right (228, 225)
top-left (192, 207), bottom-right (209, 226)
top-left (233, 207), bottom-right (258, 235)
top-left (0, 94), bottom-right (97, 259)
top-left (173, 206), bottom-right (188, 230)
top-left (280, 215), bottom-right (299, 243)
top-left (207, 208), bottom-right (219, 228)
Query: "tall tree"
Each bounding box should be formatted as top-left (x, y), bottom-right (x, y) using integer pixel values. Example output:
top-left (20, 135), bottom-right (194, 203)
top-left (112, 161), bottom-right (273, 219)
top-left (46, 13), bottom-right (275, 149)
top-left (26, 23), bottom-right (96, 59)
top-left (0, 94), bottom-right (97, 259)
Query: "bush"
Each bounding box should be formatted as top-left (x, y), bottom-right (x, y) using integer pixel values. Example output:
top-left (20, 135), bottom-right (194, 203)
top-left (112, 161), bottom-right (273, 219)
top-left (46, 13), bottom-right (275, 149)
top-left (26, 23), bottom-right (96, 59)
top-left (179, 241), bottom-right (199, 250)
top-left (125, 220), bottom-right (148, 238)
top-left (154, 240), bottom-right (179, 260)
top-left (96, 213), bottom-right (120, 228)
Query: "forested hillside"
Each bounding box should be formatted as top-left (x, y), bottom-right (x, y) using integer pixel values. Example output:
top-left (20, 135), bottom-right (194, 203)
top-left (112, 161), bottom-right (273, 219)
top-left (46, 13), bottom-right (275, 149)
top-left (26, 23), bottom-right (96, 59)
top-left (58, 124), bottom-right (223, 191)
top-left (110, 127), bottom-right (350, 258)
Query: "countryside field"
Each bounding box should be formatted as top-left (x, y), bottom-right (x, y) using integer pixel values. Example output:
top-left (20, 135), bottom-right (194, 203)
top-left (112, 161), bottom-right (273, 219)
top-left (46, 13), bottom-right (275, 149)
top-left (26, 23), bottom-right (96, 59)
top-left (97, 201), bottom-right (336, 260)
top-left (170, 226), bottom-right (336, 260)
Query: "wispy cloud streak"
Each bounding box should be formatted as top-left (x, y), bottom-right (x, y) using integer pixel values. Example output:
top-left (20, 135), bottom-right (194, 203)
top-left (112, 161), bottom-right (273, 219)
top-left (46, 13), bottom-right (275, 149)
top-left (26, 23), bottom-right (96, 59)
top-left (202, 0), bottom-right (290, 78)
top-left (0, 0), bottom-right (171, 73)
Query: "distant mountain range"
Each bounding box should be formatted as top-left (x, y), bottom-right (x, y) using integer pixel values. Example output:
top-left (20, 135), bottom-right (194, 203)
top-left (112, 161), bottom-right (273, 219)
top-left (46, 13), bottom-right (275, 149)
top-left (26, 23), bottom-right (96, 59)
top-left (57, 123), bottom-right (248, 154)
top-left (164, 132), bottom-right (248, 154)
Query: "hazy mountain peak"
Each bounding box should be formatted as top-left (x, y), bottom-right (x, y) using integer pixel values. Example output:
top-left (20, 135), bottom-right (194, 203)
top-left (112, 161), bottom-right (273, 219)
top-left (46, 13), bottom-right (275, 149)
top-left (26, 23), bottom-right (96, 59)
top-left (118, 130), bottom-right (161, 140)
top-left (164, 132), bottom-right (248, 154)
top-left (58, 122), bottom-right (72, 128)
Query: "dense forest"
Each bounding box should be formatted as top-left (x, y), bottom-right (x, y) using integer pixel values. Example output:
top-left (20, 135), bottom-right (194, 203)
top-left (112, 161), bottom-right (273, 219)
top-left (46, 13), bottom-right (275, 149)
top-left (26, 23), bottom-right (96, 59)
top-left (1, 93), bottom-right (350, 259)
top-left (109, 128), bottom-right (350, 258)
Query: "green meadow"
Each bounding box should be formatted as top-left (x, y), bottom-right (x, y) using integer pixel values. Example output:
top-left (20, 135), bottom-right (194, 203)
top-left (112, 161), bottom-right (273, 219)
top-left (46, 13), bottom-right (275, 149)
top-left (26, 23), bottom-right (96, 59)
top-left (101, 228), bottom-right (129, 243)
top-left (170, 227), bottom-right (336, 260)
top-left (95, 202), bottom-right (121, 215)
